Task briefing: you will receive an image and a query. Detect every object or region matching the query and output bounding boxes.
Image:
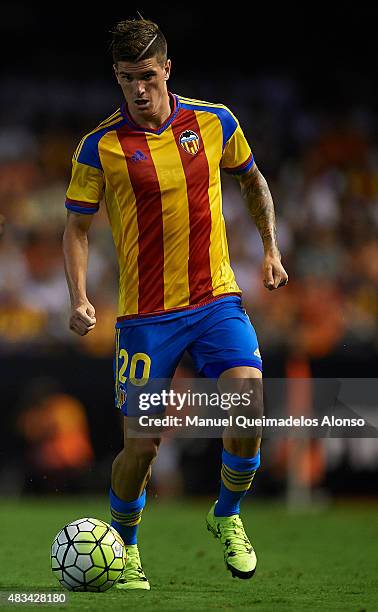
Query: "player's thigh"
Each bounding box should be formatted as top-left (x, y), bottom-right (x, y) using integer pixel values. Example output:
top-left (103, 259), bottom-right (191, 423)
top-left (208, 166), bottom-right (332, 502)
top-left (219, 365), bottom-right (262, 380)
top-left (188, 301), bottom-right (263, 379)
top-left (114, 320), bottom-right (185, 416)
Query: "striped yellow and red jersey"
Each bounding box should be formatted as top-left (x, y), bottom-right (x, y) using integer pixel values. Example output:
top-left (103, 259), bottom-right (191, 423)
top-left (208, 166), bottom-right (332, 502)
top-left (66, 93), bottom-right (255, 319)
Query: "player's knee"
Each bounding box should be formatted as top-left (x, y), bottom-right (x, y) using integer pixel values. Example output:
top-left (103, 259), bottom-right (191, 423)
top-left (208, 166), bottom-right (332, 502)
top-left (220, 375), bottom-right (264, 419)
top-left (139, 439), bottom-right (160, 464)
top-left (128, 438), bottom-right (160, 467)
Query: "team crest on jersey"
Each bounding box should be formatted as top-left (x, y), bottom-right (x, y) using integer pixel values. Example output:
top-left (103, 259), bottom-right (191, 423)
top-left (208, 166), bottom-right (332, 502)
top-left (117, 387), bottom-right (127, 410)
top-left (179, 130), bottom-right (200, 155)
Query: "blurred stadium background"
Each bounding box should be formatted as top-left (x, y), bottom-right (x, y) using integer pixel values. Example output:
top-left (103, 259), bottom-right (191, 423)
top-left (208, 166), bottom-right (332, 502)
top-left (0, 3), bottom-right (377, 512)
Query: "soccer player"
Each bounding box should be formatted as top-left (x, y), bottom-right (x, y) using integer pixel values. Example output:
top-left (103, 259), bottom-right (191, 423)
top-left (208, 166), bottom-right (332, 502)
top-left (63, 18), bottom-right (288, 589)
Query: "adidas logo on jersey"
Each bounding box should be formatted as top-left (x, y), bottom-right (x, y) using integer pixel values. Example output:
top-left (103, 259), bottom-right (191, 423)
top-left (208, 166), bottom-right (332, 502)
top-left (131, 150), bottom-right (148, 163)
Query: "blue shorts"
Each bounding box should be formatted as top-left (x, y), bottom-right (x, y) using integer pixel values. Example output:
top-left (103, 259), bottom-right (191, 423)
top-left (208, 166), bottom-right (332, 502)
top-left (114, 296), bottom-right (262, 416)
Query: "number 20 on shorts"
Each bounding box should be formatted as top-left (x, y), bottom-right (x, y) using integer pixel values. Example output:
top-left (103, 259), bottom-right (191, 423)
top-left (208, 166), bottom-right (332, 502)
top-left (118, 349), bottom-right (151, 386)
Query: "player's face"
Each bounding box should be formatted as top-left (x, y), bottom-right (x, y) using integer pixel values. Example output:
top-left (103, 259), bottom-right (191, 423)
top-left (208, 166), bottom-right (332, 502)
top-left (114, 57), bottom-right (171, 120)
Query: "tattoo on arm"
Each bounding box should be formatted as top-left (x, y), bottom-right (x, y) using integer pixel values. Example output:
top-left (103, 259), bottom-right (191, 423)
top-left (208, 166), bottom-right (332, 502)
top-left (239, 166), bottom-right (278, 254)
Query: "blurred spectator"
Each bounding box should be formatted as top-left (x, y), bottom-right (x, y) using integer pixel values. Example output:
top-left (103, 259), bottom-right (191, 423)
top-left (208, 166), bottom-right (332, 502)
top-left (16, 379), bottom-right (94, 493)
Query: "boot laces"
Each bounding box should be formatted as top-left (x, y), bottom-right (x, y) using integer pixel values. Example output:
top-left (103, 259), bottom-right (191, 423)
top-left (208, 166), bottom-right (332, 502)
top-left (219, 517), bottom-right (252, 555)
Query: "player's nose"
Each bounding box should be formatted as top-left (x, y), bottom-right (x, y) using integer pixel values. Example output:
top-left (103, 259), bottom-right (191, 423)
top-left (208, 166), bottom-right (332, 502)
top-left (135, 81), bottom-right (146, 96)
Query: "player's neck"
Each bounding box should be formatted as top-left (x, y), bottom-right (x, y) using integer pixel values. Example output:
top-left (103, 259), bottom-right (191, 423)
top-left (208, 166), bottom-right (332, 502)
top-left (128, 92), bottom-right (172, 130)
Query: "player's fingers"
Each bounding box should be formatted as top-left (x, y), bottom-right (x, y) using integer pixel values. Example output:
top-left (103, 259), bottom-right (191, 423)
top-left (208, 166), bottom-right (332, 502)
top-left (70, 316), bottom-right (96, 335)
top-left (77, 311), bottom-right (96, 326)
top-left (72, 307), bottom-right (96, 327)
top-left (278, 274), bottom-right (289, 288)
top-left (263, 264), bottom-right (275, 290)
top-left (269, 264), bottom-right (288, 289)
top-left (70, 322), bottom-right (84, 335)
top-left (70, 324), bottom-right (95, 336)
top-left (273, 270), bottom-right (284, 289)
top-left (70, 320), bottom-right (86, 335)
top-left (80, 324), bottom-right (96, 335)
top-left (85, 304), bottom-right (96, 320)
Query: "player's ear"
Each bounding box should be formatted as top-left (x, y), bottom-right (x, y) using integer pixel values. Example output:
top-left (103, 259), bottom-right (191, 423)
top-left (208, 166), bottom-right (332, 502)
top-left (164, 59), bottom-right (171, 81)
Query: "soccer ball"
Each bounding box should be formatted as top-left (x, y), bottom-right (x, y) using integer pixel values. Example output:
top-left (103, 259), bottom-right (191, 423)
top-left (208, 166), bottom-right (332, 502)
top-left (51, 517), bottom-right (126, 592)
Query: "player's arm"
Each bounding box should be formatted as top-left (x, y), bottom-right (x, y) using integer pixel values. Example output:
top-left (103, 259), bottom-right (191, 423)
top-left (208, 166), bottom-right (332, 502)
top-left (238, 164), bottom-right (288, 290)
top-left (63, 133), bottom-right (104, 334)
top-left (63, 211), bottom-right (96, 335)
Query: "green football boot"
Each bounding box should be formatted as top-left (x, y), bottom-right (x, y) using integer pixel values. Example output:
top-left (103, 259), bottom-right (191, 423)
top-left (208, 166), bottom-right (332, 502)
top-left (116, 544), bottom-right (150, 590)
top-left (206, 502), bottom-right (257, 579)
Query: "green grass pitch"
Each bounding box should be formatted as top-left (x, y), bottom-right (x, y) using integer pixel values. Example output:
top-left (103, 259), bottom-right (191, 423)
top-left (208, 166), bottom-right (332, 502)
top-left (0, 497), bottom-right (376, 611)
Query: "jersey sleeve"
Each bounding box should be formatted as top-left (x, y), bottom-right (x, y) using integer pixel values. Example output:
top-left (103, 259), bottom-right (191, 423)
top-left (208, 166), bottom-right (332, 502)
top-left (220, 109), bottom-right (254, 176)
top-left (65, 135), bottom-right (105, 215)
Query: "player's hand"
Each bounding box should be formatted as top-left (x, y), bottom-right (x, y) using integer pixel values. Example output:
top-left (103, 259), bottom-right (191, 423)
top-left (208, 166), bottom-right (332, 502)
top-left (69, 300), bottom-right (96, 335)
top-left (263, 251), bottom-right (288, 290)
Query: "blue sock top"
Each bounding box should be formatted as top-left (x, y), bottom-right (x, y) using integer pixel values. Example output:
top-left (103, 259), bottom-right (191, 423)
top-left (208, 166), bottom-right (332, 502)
top-left (222, 448), bottom-right (260, 471)
top-left (109, 487), bottom-right (146, 513)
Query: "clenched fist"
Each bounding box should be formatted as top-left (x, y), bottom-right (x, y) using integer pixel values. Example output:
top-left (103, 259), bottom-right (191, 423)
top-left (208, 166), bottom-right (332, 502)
top-left (69, 300), bottom-right (96, 336)
top-left (263, 252), bottom-right (289, 290)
